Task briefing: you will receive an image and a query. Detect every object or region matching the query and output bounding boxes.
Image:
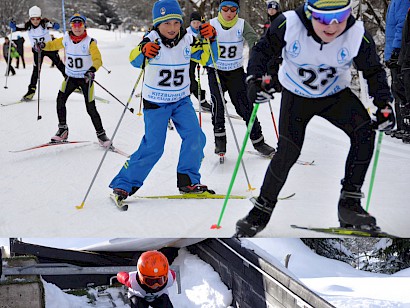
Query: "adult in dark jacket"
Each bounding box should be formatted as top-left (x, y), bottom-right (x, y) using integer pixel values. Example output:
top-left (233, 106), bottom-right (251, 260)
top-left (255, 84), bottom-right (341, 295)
top-left (13, 35), bottom-right (26, 69)
top-left (398, 8), bottom-right (410, 143)
top-left (384, 0), bottom-right (410, 139)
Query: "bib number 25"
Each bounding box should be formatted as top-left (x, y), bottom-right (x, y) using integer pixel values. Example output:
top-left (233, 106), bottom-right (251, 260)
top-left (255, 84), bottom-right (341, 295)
top-left (158, 69), bottom-right (185, 87)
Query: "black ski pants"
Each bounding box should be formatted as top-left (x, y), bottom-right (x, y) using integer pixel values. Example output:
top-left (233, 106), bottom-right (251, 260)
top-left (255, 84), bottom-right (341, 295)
top-left (390, 66), bottom-right (407, 130)
top-left (3, 56), bottom-right (16, 75)
top-left (130, 294), bottom-right (174, 308)
top-left (260, 88), bottom-right (375, 203)
top-left (56, 77), bottom-right (104, 132)
top-left (206, 66), bottom-right (264, 143)
top-left (29, 49), bottom-right (65, 87)
top-left (189, 60), bottom-right (205, 102)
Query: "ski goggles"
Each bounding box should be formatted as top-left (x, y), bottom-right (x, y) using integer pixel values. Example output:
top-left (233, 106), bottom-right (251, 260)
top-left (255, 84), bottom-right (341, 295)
top-left (308, 5), bottom-right (352, 25)
top-left (70, 21), bottom-right (85, 28)
top-left (139, 274), bottom-right (167, 288)
top-left (221, 6), bottom-right (238, 13)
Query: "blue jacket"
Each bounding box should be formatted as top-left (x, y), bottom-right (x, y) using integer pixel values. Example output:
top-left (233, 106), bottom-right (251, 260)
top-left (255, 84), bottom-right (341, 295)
top-left (385, 0), bottom-right (410, 61)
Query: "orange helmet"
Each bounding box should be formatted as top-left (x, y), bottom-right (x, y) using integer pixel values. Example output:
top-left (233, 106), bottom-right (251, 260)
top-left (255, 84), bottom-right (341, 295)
top-left (137, 250), bottom-right (169, 289)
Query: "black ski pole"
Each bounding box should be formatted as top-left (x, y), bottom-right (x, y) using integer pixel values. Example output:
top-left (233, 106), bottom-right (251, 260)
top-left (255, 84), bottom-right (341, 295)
top-left (92, 80), bottom-right (135, 113)
top-left (37, 45), bottom-right (42, 120)
top-left (102, 65), bottom-right (111, 74)
top-left (4, 27), bottom-right (13, 89)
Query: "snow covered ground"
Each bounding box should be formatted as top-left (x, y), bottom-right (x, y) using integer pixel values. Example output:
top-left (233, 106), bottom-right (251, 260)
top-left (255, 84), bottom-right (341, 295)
top-left (0, 28), bottom-right (410, 238)
top-left (1, 238), bottom-right (409, 307)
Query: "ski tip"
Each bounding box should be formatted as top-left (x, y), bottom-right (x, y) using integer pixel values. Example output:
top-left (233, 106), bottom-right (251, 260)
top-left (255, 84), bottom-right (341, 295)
top-left (76, 202), bottom-right (85, 210)
top-left (210, 224), bottom-right (222, 230)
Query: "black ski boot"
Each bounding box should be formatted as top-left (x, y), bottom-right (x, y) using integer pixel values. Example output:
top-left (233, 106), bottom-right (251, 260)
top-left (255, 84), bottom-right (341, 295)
top-left (215, 135), bottom-right (227, 154)
top-left (179, 184), bottom-right (215, 194)
top-left (97, 130), bottom-right (112, 148)
top-left (235, 196), bottom-right (276, 237)
top-left (113, 188), bottom-right (128, 201)
top-left (51, 124), bottom-right (69, 142)
top-left (22, 85), bottom-right (36, 101)
top-left (338, 189), bottom-right (377, 229)
top-left (253, 140), bottom-right (276, 158)
top-left (200, 99), bottom-right (212, 112)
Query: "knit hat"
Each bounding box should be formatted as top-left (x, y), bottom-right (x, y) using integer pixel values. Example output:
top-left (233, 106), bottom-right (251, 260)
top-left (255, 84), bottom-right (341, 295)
top-left (219, 0), bottom-right (240, 10)
top-left (152, 0), bottom-right (183, 28)
top-left (190, 11), bottom-right (202, 22)
top-left (29, 6), bottom-right (41, 18)
top-left (70, 13), bottom-right (87, 25)
top-left (267, 1), bottom-right (280, 10)
top-left (306, 0), bottom-right (351, 12)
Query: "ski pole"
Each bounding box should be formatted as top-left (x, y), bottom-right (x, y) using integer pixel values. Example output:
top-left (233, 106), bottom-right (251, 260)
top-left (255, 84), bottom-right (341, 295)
top-left (76, 68), bottom-right (145, 210)
top-left (206, 38), bottom-right (255, 191)
top-left (366, 130), bottom-right (383, 211)
top-left (102, 65), bottom-right (111, 74)
top-left (268, 100), bottom-right (279, 140)
top-left (93, 79), bottom-right (135, 113)
top-left (4, 27), bottom-right (13, 89)
top-left (36, 46), bottom-right (42, 120)
top-left (197, 64), bottom-right (203, 127)
top-left (211, 103), bottom-right (260, 230)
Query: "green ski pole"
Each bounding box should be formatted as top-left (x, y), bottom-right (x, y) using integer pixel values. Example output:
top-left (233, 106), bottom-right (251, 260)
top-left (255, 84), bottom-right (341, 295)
top-left (366, 131), bottom-right (383, 211)
top-left (211, 103), bottom-right (260, 230)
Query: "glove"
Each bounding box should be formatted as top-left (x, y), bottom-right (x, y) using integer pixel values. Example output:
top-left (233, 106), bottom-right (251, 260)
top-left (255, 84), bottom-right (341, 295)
top-left (199, 23), bottom-right (216, 40)
top-left (84, 67), bottom-right (96, 83)
top-left (142, 41), bottom-right (160, 59)
top-left (9, 21), bottom-right (16, 31)
top-left (33, 42), bottom-right (45, 52)
top-left (386, 48), bottom-right (400, 69)
top-left (246, 75), bottom-right (281, 104)
top-left (53, 22), bottom-right (60, 30)
top-left (373, 102), bottom-right (396, 131)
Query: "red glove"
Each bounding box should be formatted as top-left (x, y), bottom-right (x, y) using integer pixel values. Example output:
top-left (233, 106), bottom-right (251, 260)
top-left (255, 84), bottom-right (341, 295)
top-left (200, 23), bottom-right (216, 40)
top-left (142, 42), bottom-right (161, 59)
top-left (117, 272), bottom-right (131, 288)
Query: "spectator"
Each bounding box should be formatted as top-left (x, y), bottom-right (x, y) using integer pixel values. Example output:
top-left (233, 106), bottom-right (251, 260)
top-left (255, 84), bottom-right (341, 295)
top-left (13, 35), bottom-right (26, 69)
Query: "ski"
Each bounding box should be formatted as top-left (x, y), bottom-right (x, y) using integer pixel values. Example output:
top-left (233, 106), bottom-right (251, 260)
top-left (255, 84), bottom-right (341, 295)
top-left (246, 150), bottom-right (315, 165)
top-left (290, 224), bottom-right (399, 238)
top-left (134, 192), bottom-right (246, 199)
top-left (9, 140), bottom-right (91, 153)
top-left (110, 146), bottom-right (131, 158)
top-left (217, 153), bottom-right (225, 164)
top-left (278, 193), bottom-right (296, 200)
top-left (110, 194), bottom-right (128, 211)
top-left (195, 108), bottom-right (242, 120)
top-left (1, 99), bottom-right (34, 107)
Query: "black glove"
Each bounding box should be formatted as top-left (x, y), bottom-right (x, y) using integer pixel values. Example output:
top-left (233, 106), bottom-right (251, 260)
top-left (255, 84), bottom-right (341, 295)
top-left (373, 102), bottom-right (396, 131)
top-left (386, 48), bottom-right (400, 69)
top-left (246, 75), bottom-right (282, 104)
top-left (85, 66), bottom-right (96, 83)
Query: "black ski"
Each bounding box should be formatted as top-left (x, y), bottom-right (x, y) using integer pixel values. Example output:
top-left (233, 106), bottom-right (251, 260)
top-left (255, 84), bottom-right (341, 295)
top-left (291, 224), bottom-right (399, 238)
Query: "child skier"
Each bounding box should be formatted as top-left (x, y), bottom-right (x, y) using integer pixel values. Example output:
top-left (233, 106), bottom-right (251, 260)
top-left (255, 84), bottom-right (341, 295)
top-left (9, 6), bottom-right (65, 101)
top-left (207, 0), bottom-right (276, 158)
top-left (236, 0), bottom-right (395, 237)
top-left (186, 11), bottom-right (212, 112)
top-left (2, 37), bottom-right (17, 76)
top-left (117, 250), bottom-right (176, 308)
top-left (109, 0), bottom-right (219, 205)
top-left (39, 13), bottom-right (111, 146)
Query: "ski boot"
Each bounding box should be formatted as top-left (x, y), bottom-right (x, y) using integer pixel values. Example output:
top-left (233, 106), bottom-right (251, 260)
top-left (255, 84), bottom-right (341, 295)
top-left (253, 140), bottom-right (276, 158)
top-left (111, 188), bottom-right (129, 210)
top-left (338, 189), bottom-right (377, 229)
top-left (235, 196), bottom-right (276, 237)
top-left (51, 124), bottom-right (69, 142)
top-left (97, 130), bottom-right (112, 148)
top-left (200, 99), bottom-right (212, 112)
top-left (215, 134), bottom-right (227, 164)
top-left (178, 184), bottom-right (215, 194)
top-left (22, 85), bottom-right (36, 101)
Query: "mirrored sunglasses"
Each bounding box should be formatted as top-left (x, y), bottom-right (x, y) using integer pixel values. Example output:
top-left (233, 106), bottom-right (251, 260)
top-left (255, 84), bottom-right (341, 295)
top-left (221, 6), bottom-right (238, 13)
top-left (30, 17), bottom-right (41, 21)
top-left (141, 275), bottom-right (167, 288)
top-left (70, 21), bottom-right (84, 28)
top-left (310, 7), bottom-right (351, 25)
